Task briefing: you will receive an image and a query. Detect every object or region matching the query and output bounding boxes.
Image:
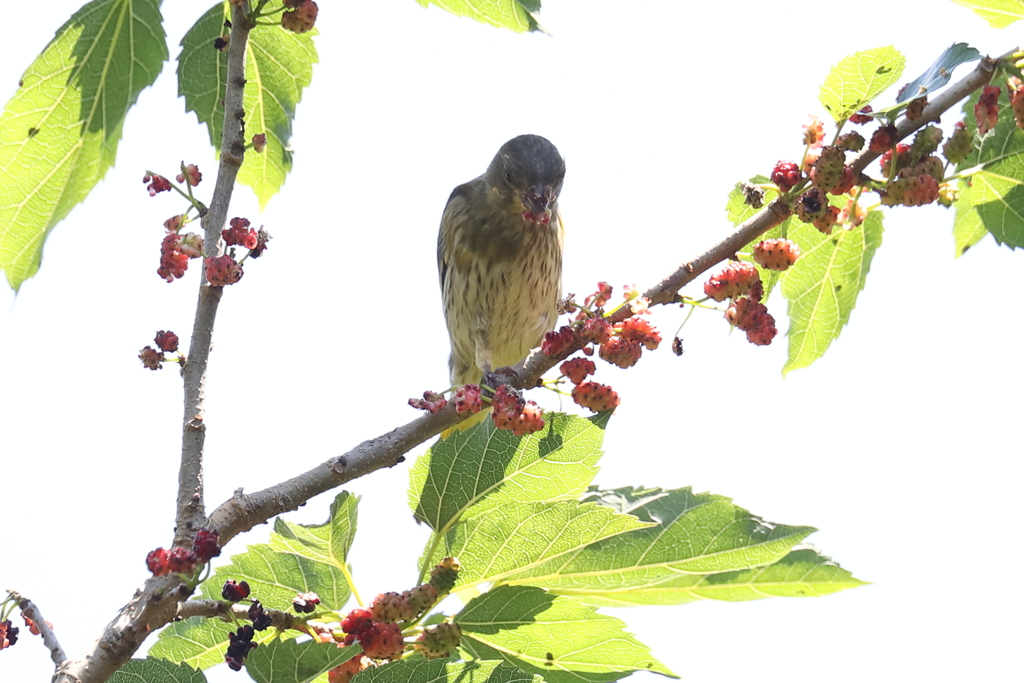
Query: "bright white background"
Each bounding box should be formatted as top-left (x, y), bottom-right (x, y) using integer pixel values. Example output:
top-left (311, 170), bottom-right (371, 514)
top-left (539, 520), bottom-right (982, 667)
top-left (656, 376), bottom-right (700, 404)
top-left (1, 1), bottom-right (1021, 682)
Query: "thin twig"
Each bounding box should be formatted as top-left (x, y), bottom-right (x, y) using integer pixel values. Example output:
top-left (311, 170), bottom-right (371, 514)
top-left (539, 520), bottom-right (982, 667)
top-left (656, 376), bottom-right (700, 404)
top-left (10, 593), bottom-right (65, 666)
top-left (176, 599), bottom-right (299, 631)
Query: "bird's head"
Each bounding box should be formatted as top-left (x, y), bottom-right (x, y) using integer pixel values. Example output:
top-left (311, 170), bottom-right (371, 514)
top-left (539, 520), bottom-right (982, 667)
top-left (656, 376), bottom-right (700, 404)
top-left (485, 134), bottom-right (566, 225)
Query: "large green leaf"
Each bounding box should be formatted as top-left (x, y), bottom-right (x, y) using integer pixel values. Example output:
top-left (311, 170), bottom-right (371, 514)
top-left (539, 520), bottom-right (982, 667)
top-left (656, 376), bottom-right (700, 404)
top-left (458, 586), bottom-right (676, 683)
top-left (781, 209), bottom-right (884, 375)
top-left (540, 547), bottom-right (864, 607)
top-left (412, 0), bottom-right (542, 32)
top-left (150, 618), bottom-right (288, 670)
top-left (247, 639), bottom-right (360, 683)
top-left (818, 46), bottom-right (905, 123)
top-left (0, 0), bottom-right (167, 289)
top-left (177, 1), bottom-right (317, 208)
top-left (951, 0), bottom-right (1024, 27)
top-left (410, 413), bottom-right (606, 533)
top-left (502, 487), bottom-right (817, 602)
top-left (424, 501), bottom-right (651, 589)
top-left (953, 88), bottom-right (1024, 249)
top-left (111, 658), bottom-right (206, 683)
top-left (353, 659), bottom-right (543, 683)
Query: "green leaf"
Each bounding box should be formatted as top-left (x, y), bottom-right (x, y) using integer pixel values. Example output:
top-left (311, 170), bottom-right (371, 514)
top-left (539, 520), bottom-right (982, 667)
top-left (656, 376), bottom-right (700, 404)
top-left (781, 208), bottom-right (884, 375)
top-left (953, 179), bottom-right (989, 256)
top-left (150, 618), bottom-right (287, 670)
top-left (0, 0), bottom-right (167, 289)
top-left (196, 493), bottom-right (357, 611)
top-left (503, 487), bottom-right (816, 603)
top-left (177, 2), bottom-right (317, 208)
top-left (896, 43), bottom-right (981, 103)
top-left (458, 586), bottom-right (676, 683)
top-left (247, 638), bottom-right (360, 683)
top-left (425, 500), bottom-right (651, 589)
top-left (269, 491), bottom-right (359, 592)
top-left (818, 46), bottom-right (905, 123)
top-left (354, 659), bottom-right (543, 683)
top-left (111, 658), bottom-right (206, 683)
top-left (953, 88), bottom-right (1024, 249)
top-left (412, 0), bottom-right (542, 32)
top-left (727, 175), bottom-right (788, 302)
top-left (543, 547), bottom-right (863, 607)
top-left (950, 0), bottom-right (1024, 27)
top-left (410, 413), bottom-right (605, 533)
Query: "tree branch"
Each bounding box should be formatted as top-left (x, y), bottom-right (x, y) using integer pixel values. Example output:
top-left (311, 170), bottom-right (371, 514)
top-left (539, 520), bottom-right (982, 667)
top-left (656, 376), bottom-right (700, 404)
top-left (51, 43), bottom-right (1017, 683)
top-left (9, 593), bottom-right (65, 666)
top-left (175, 2), bottom-right (254, 546)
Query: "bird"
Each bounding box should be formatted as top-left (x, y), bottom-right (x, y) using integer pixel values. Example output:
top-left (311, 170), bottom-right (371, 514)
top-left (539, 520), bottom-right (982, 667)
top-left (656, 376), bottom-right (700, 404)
top-left (437, 134), bottom-right (566, 435)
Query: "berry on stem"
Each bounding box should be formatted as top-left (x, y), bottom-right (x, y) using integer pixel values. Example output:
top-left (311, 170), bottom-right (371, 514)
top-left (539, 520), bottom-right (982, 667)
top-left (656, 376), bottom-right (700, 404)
top-left (571, 382), bottom-right (620, 412)
top-left (753, 239), bottom-right (801, 271)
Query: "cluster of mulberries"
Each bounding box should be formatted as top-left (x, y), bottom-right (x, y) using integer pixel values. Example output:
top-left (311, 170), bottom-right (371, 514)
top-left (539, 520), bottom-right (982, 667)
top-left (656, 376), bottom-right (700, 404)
top-left (158, 213), bottom-right (203, 282)
top-left (327, 558), bottom-right (459, 672)
top-left (145, 529), bottom-right (220, 576)
top-left (703, 261), bottom-right (779, 347)
top-left (548, 283), bottom-right (663, 414)
top-left (490, 385), bottom-right (545, 436)
top-left (139, 329), bottom-right (184, 371)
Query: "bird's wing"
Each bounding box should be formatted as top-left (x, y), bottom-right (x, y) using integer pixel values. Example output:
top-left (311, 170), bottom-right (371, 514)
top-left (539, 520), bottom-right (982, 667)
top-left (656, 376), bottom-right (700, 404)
top-left (437, 178), bottom-right (481, 293)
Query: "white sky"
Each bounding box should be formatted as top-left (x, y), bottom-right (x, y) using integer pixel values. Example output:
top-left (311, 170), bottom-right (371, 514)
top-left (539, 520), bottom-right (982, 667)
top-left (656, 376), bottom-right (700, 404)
top-left (1, 1), bottom-right (1021, 682)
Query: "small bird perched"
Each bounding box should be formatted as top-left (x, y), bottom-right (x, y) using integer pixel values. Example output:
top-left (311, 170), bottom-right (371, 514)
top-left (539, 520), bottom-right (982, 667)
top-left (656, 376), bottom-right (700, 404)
top-left (437, 134), bottom-right (566, 433)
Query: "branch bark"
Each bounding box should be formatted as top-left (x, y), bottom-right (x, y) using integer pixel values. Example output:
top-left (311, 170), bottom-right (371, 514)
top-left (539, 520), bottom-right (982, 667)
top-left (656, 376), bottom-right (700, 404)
top-left (11, 593), bottom-right (66, 666)
top-left (174, 2), bottom-right (254, 546)
top-left (50, 43), bottom-right (1017, 683)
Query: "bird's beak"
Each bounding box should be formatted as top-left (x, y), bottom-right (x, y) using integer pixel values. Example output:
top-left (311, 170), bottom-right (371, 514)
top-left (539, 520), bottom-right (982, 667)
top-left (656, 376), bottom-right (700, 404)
top-left (521, 184), bottom-right (554, 225)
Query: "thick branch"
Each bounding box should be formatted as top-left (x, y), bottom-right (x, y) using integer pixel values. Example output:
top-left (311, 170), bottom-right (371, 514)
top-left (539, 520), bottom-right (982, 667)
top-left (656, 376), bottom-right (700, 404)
top-left (175, 3), bottom-right (254, 546)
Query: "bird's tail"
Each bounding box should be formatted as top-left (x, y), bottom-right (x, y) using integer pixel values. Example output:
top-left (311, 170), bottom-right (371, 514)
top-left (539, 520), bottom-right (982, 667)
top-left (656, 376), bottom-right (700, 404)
top-left (440, 408), bottom-right (491, 440)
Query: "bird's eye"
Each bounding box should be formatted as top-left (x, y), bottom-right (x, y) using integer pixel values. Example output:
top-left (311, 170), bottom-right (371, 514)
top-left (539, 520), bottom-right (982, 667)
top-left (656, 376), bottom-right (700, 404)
top-left (505, 172), bottom-right (513, 182)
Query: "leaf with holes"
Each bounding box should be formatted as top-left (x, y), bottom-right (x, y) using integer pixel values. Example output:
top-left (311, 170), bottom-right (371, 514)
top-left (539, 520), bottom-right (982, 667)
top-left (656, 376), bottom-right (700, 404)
top-left (0, 0), bottom-right (167, 289)
top-left (781, 208), bottom-right (884, 375)
top-left (818, 46), bottom-right (905, 123)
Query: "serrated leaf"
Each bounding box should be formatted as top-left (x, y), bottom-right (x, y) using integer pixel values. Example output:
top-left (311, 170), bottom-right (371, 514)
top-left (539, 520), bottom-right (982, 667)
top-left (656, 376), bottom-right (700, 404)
top-left (503, 487), bottom-right (816, 602)
top-left (953, 88), bottom-right (1024, 249)
top-left (896, 43), bottom-right (981, 103)
top-left (354, 659), bottom-right (542, 683)
top-left (413, 0), bottom-right (541, 32)
top-left (410, 413), bottom-right (605, 533)
top-left (177, 2), bottom-right (317, 208)
top-left (458, 586), bottom-right (676, 683)
top-left (727, 175), bottom-right (788, 302)
top-left (0, 0), bottom-right (167, 289)
top-left (951, 0), bottom-right (1024, 27)
top-left (196, 495), bottom-right (357, 611)
top-left (542, 547), bottom-right (864, 607)
top-left (953, 178), bottom-right (989, 256)
top-left (111, 658), bottom-right (206, 683)
top-left (781, 209), bottom-right (884, 375)
top-left (150, 618), bottom-right (288, 670)
top-left (247, 638), bottom-right (360, 683)
top-left (818, 46), bottom-right (905, 123)
top-left (269, 491), bottom-right (359, 582)
top-left (425, 500), bottom-right (651, 589)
